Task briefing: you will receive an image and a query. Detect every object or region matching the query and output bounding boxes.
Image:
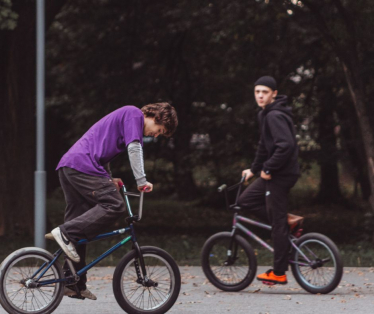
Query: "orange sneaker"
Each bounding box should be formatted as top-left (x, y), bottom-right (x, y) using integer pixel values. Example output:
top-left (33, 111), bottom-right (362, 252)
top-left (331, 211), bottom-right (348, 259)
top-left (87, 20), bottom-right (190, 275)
top-left (256, 269), bottom-right (287, 285)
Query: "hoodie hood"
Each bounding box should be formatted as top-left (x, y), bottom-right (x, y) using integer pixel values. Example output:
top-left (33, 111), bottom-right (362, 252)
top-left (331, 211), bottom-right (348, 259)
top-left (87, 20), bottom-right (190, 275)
top-left (263, 95), bottom-right (293, 118)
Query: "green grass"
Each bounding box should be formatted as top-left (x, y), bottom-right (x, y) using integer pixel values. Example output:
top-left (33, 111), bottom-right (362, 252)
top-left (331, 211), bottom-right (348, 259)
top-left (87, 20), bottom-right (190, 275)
top-left (2, 233), bottom-right (374, 267)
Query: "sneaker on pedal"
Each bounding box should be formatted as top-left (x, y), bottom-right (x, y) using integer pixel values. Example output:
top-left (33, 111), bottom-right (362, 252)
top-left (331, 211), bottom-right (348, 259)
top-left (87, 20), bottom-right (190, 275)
top-left (51, 227), bottom-right (80, 263)
top-left (257, 269), bottom-right (287, 285)
top-left (64, 286), bottom-right (97, 300)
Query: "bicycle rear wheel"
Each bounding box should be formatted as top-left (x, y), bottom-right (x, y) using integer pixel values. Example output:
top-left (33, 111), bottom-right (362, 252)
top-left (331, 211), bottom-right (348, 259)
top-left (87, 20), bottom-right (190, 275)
top-left (0, 247), bottom-right (64, 314)
top-left (113, 246), bottom-right (181, 314)
top-left (201, 232), bottom-right (257, 292)
top-left (291, 233), bottom-right (343, 294)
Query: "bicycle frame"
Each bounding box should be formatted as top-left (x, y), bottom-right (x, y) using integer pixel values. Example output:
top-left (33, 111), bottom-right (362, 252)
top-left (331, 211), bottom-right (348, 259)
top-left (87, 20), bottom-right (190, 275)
top-left (231, 214), bottom-right (310, 266)
top-left (220, 178), bottom-right (312, 267)
top-left (32, 184), bottom-right (148, 288)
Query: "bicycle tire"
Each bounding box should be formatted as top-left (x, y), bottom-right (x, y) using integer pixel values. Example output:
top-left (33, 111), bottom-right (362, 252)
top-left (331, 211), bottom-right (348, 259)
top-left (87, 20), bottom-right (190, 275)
top-left (201, 232), bottom-right (257, 292)
top-left (112, 246), bottom-right (181, 314)
top-left (291, 232), bottom-right (343, 294)
top-left (0, 247), bottom-right (64, 314)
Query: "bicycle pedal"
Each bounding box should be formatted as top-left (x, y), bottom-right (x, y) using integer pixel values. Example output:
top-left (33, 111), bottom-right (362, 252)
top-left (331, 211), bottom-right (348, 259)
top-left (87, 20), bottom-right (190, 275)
top-left (262, 281), bottom-right (276, 286)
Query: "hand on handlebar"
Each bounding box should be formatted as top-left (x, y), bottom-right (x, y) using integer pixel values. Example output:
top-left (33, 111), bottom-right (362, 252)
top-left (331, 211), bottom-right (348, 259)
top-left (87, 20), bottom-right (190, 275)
top-left (113, 178), bottom-right (124, 191)
top-left (241, 169), bottom-right (254, 182)
top-left (138, 182), bottom-right (153, 193)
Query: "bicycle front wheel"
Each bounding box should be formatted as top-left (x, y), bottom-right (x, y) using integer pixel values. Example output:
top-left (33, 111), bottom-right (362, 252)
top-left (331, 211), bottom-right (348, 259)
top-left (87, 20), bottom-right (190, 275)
top-left (201, 232), bottom-right (257, 292)
top-left (0, 247), bottom-right (64, 314)
top-left (291, 233), bottom-right (343, 294)
top-left (113, 246), bottom-right (181, 314)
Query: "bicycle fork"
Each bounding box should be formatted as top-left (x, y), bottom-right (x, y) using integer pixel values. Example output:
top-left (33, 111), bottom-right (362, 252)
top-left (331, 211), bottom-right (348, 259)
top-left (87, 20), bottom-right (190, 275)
top-left (225, 229), bottom-right (240, 266)
top-left (133, 242), bottom-right (158, 287)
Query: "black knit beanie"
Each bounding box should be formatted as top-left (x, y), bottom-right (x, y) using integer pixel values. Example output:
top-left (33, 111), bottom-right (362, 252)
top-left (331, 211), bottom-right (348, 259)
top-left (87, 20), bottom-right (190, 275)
top-left (254, 76), bottom-right (277, 91)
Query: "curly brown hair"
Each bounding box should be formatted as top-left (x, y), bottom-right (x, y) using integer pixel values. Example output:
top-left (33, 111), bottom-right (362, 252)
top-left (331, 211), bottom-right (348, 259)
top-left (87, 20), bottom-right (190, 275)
top-left (141, 102), bottom-right (178, 137)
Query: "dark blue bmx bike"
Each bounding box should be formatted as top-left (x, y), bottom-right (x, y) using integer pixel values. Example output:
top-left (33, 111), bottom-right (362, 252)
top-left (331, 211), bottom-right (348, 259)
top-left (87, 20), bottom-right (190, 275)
top-left (0, 183), bottom-right (181, 314)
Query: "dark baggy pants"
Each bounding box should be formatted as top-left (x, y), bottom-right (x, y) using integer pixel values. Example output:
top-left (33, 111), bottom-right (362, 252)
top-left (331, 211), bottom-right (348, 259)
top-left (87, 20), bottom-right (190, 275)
top-left (237, 175), bottom-right (298, 273)
top-left (58, 167), bottom-right (126, 289)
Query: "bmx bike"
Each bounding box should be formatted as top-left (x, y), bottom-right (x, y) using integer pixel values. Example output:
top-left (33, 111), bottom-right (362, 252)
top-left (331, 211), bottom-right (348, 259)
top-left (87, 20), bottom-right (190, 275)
top-left (201, 177), bottom-right (343, 294)
top-left (0, 182), bottom-right (181, 314)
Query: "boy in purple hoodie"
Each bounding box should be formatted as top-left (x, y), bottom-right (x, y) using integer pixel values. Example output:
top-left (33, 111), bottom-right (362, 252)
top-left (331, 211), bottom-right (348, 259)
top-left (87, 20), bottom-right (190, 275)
top-left (50, 102), bottom-right (178, 299)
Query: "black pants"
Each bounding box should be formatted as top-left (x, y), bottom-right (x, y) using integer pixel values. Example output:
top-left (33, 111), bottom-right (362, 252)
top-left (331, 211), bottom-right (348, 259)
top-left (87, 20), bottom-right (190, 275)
top-left (58, 167), bottom-right (126, 289)
top-left (237, 175), bottom-right (298, 273)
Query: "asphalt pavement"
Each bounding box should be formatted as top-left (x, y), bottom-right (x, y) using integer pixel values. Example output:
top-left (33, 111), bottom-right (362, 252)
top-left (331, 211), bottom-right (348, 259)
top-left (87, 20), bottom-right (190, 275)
top-left (1, 266), bottom-right (374, 314)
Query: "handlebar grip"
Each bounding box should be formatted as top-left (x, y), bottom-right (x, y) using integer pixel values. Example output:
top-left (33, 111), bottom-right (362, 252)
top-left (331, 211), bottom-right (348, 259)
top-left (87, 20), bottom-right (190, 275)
top-left (218, 184), bottom-right (227, 192)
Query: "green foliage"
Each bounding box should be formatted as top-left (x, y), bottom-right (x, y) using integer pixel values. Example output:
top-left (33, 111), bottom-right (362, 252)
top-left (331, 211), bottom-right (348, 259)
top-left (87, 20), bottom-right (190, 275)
top-left (2, 0), bottom-right (374, 238)
top-left (45, 0), bottom-right (330, 193)
top-left (0, 0), bottom-right (18, 30)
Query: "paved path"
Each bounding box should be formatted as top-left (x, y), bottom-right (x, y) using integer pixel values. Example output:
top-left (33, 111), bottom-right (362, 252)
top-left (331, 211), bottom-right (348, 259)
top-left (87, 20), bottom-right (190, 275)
top-left (1, 266), bottom-right (374, 314)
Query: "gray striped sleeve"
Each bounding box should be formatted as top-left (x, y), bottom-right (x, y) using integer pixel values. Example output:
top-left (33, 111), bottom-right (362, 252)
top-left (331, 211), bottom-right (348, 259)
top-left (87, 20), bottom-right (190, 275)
top-left (127, 141), bottom-right (147, 186)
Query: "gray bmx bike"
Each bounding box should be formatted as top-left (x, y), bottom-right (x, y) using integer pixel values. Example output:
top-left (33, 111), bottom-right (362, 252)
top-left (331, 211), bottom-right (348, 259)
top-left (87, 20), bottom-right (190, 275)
top-left (201, 177), bottom-right (343, 294)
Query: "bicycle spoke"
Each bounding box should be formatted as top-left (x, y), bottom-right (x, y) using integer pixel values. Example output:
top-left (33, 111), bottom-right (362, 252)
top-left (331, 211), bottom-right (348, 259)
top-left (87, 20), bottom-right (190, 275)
top-left (2, 254), bottom-right (61, 313)
top-left (8, 287), bottom-right (25, 301)
top-left (209, 238), bottom-right (250, 286)
top-left (121, 253), bottom-right (175, 311)
top-left (295, 239), bottom-right (337, 289)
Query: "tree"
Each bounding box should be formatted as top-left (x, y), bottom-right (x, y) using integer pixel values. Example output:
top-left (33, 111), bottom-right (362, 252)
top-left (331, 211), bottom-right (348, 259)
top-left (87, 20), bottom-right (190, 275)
top-left (315, 78), bottom-right (342, 203)
top-left (287, 0), bottom-right (374, 211)
top-left (0, 0), bottom-right (66, 236)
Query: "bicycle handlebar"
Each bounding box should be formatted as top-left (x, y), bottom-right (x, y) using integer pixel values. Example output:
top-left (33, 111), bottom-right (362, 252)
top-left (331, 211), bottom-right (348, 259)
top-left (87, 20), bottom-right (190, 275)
top-left (218, 176), bottom-right (245, 191)
top-left (118, 181), bottom-right (144, 222)
top-left (218, 176), bottom-right (246, 210)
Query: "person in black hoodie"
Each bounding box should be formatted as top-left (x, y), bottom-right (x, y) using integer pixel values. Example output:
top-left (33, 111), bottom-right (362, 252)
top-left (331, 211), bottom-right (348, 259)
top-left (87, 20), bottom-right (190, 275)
top-left (238, 76), bottom-right (300, 285)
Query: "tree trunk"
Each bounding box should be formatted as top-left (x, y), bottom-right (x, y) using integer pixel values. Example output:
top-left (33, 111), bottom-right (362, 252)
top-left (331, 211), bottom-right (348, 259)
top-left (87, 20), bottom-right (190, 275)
top-left (341, 63), bottom-right (374, 211)
top-left (316, 88), bottom-right (342, 203)
top-left (298, 0), bottom-right (374, 212)
top-left (0, 0), bottom-right (66, 237)
top-left (0, 3), bottom-right (37, 237)
top-left (163, 31), bottom-right (199, 200)
top-left (336, 96), bottom-right (371, 200)
top-left (173, 117), bottom-right (199, 200)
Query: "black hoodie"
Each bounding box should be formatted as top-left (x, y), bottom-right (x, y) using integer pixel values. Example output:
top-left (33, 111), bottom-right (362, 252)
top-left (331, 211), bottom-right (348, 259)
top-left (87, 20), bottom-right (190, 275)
top-left (250, 95), bottom-right (300, 177)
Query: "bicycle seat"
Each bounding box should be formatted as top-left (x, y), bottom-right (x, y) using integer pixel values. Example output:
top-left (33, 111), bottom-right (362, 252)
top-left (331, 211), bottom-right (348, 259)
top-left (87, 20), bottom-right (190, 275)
top-left (287, 213), bottom-right (304, 229)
